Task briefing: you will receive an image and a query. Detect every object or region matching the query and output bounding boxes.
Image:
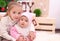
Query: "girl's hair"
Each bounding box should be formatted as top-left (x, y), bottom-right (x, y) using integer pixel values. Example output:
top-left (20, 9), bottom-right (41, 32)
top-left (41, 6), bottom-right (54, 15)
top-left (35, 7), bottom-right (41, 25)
top-left (4, 1), bottom-right (22, 16)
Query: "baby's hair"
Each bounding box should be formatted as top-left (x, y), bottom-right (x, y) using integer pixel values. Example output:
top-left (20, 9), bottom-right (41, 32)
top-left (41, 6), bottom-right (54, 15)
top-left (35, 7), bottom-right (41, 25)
top-left (4, 1), bottom-right (22, 16)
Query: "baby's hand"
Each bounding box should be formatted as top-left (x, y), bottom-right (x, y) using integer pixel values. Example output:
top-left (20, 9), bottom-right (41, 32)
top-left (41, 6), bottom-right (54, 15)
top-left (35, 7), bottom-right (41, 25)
top-left (24, 37), bottom-right (27, 41)
top-left (28, 31), bottom-right (36, 40)
top-left (16, 35), bottom-right (24, 41)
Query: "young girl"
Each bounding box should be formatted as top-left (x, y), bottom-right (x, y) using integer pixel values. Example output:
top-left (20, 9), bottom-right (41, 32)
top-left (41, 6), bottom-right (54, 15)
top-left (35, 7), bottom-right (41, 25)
top-left (10, 12), bottom-right (36, 41)
top-left (0, 2), bottom-right (23, 41)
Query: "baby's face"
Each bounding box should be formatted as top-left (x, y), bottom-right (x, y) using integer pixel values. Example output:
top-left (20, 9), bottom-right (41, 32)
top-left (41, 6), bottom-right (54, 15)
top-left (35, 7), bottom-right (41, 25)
top-left (19, 16), bottom-right (29, 28)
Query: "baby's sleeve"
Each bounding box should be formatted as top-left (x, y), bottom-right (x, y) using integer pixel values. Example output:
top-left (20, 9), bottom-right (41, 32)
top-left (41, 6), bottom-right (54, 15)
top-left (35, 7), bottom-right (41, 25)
top-left (10, 27), bottom-right (20, 39)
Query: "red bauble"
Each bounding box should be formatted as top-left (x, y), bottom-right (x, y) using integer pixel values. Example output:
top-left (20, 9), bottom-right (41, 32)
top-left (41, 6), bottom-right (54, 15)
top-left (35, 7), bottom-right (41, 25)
top-left (12, 0), bottom-right (14, 1)
top-left (1, 7), bottom-right (5, 11)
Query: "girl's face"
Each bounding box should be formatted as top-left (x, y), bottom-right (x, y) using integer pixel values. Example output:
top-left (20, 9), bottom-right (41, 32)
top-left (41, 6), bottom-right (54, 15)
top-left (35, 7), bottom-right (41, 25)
top-left (19, 16), bottom-right (29, 28)
top-left (9, 6), bottom-right (23, 22)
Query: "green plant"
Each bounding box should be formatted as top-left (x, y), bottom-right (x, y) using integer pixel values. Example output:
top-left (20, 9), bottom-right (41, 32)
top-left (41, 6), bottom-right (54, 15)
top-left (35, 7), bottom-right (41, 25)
top-left (0, 0), bottom-right (18, 12)
top-left (0, 1), bottom-right (6, 7)
top-left (33, 9), bottom-right (42, 17)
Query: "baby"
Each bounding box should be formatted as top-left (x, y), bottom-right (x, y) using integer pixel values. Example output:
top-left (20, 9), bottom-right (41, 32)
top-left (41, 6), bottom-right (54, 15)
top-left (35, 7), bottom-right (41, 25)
top-left (10, 12), bottom-right (36, 41)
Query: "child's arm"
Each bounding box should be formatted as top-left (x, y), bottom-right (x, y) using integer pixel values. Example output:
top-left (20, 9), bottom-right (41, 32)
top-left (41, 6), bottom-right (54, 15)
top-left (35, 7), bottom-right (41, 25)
top-left (10, 27), bottom-right (25, 41)
top-left (0, 18), bottom-right (16, 41)
top-left (10, 27), bottom-right (20, 39)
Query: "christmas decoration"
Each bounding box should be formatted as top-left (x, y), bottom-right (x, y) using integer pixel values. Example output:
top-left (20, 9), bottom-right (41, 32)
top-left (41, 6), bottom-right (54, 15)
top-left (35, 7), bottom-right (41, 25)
top-left (33, 9), bottom-right (42, 17)
top-left (1, 7), bottom-right (5, 11)
top-left (0, 0), bottom-right (18, 12)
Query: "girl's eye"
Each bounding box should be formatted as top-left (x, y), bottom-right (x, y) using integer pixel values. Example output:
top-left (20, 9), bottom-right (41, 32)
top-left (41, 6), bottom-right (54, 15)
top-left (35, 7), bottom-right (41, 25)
top-left (13, 11), bottom-right (16, 14)
top-left (18, 12), bottom-right (21, 14)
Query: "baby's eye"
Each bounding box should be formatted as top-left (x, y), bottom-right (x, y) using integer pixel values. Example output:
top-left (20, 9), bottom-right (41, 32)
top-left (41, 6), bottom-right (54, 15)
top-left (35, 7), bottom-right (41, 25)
top-left (25, 20), bottom-right (28, 22)
top-left (18, 12), bottom-right (21, 14)
top-left (13, 11), bottom-right (16, 14)
top-left (21, 19), bottom-right (23, 21)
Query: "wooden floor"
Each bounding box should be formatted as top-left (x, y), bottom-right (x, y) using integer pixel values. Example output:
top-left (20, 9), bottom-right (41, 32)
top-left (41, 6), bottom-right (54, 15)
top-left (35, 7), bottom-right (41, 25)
top-left (34, 31), bottom-right (60, 41)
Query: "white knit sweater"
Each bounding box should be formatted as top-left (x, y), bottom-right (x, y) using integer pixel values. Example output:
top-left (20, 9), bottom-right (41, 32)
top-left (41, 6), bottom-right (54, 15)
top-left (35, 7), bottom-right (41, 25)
top-left (0, 16), bottom-right (16, 41)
